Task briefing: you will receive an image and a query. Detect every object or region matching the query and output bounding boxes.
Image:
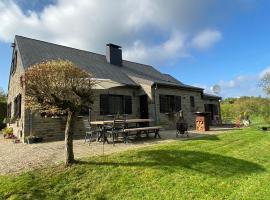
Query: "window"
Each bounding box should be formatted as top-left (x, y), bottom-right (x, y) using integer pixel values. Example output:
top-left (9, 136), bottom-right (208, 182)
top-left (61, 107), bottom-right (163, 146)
top-left (14, 94), bottom-right (22, 118)
top-left (100, 94), bottom-right (132, 115)
top-left (11, 51), bottom-right (17, 75)
top-left (159, 95), bottom-right (181, 113)
top-left (7, 103), bottom-right (12, 118)
top-left (190, 96), bottom-right (195, 108)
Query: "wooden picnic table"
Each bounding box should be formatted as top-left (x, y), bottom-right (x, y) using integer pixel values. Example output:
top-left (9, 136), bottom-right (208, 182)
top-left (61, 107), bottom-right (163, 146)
top-left (90, 118), bottom-right (154, 125)
top-left (90, 119), bottom-right (154, 144)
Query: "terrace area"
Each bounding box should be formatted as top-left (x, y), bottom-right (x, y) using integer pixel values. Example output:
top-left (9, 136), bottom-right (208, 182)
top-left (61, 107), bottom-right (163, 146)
top-left (0, 126), bottom-right (236, 175)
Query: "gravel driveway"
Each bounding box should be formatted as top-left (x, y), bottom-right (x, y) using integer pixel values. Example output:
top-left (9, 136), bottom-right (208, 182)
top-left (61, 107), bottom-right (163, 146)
top-left (0, 127), bottom-right (235, 175)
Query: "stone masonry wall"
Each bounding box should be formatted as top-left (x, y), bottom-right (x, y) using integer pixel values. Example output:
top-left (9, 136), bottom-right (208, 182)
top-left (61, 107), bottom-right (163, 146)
top-left (23, 87), bottom-right (141, 141)
top-left (7, 46), bottom-right (26, 140)
top-left (152, 86), bottom-right (205, 129)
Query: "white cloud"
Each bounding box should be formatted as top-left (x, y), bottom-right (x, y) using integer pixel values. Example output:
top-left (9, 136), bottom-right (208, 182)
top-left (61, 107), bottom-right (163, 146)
top-left (0, 0), bottom-right (254, 65)
top-left (197, 66), bottom-right (270, 98)
top-left (123, 31), bottom-right (190, 64)
top-left (191, 30), bottom-right (222, 50)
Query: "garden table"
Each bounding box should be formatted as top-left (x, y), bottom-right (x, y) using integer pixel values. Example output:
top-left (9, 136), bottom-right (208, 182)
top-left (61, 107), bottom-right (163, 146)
top-left (90, 119), bottom-right (154, 143)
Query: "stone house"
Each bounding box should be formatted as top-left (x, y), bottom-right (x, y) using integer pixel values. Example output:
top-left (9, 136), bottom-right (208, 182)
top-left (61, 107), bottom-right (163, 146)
top-left (7, 35), bottom-right (221, 142)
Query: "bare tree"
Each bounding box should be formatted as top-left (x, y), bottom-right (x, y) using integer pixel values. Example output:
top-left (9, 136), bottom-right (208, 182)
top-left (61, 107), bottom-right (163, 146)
top-left (260, 72), bottom-right (270, 95)
top-left (23, 60), bottom-right (95, 166)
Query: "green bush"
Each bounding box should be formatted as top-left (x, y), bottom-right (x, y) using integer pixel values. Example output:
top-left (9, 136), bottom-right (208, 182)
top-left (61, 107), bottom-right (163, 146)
top-left (2, 127), bottom-right (13, 135)
top-left (221, 96), bottom-right (270, 124)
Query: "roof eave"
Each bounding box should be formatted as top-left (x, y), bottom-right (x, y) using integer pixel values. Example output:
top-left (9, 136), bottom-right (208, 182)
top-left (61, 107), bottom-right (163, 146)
top-left (154, 82), bottom-right (204, 92)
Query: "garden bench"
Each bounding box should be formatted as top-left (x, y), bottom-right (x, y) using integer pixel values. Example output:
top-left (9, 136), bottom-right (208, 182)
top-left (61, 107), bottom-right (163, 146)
top-left (122, 126), bottom-right (162, 143)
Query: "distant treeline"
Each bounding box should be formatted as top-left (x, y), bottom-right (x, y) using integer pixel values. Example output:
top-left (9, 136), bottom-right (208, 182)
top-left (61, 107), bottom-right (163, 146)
top-left (221, 96), bottom-right (270, 124)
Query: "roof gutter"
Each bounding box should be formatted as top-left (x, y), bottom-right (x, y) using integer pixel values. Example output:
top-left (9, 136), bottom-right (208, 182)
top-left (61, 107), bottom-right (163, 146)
top-left (153, 82), bottom-right (204, 92)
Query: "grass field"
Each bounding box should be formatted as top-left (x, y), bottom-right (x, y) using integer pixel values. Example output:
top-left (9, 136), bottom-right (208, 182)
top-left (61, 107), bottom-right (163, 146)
top-left (1, 127), bottom-right (270, 199)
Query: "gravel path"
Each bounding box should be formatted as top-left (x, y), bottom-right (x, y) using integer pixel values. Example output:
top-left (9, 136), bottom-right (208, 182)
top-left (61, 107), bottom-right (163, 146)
top-left (0, 127), bottom-right (236, 175)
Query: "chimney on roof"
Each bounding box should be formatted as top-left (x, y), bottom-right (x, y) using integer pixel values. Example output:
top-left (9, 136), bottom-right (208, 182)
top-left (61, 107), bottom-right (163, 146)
top-left (106, 43), bottom-right (122, 66)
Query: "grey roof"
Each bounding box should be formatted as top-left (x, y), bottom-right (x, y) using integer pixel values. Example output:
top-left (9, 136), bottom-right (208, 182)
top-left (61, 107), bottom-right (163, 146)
top-left (15, 35), bottom-right (203, 90)
top-left (203, 93), bottom-right (222, 100)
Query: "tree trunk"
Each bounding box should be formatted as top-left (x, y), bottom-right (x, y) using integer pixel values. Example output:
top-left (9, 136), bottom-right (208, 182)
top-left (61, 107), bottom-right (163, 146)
top-left (64, 110), bottom-right (76, 166)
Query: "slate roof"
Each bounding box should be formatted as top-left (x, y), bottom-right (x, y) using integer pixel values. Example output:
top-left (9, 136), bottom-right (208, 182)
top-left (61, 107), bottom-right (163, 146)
top-left (15, 35), bottom-right (203, 91)
top-left (203, 93), bottom-right (222, 100)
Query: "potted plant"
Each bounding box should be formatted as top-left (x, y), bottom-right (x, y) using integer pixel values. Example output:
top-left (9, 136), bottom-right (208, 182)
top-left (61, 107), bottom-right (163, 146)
top-left (3, 127), bottom-right (14, 139)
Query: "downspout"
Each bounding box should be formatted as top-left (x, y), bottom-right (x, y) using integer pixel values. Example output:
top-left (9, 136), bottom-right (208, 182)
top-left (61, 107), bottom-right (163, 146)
top-left (154, 83), bottom-right (158, 124)
top-left (29, 109), bottom-right (32, 136)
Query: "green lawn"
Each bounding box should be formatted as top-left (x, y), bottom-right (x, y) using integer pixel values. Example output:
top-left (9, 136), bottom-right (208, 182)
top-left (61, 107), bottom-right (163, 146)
top-left (1, 127), bottom-right (270, 200)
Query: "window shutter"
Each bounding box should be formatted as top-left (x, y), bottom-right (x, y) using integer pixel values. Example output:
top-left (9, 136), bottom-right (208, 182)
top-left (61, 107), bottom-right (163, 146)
top-left (190, 96), bottom-right (195, 108)
top-left (11, 51), bottom-right (17, 74)
top-left (13, 97), bottom-right (17, 117)
top-left (18, 94), bottom-right (21, 118)
top-left (100, 94), bottom-right (109, 115)
top-left (124, 96), bottom-right (132, 114)
top-left (175, 96), bottom-right (181, 112)
top-left (7, 103), bottom-right (11, 118)
top-left (160, 95), bottom-right (166, 113)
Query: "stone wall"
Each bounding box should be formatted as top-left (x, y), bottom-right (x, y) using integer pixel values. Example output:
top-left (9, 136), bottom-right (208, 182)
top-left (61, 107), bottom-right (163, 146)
top-left (22, 84), bottom-right (207, 140)
top-left (23, 112), bottom-right (88, 141)
top-left (7, 46), bottom-right (26, 139)
top-left (23, 87), bottom-right (141, 141)
top-left (151, 86), bottom-right (205, 129)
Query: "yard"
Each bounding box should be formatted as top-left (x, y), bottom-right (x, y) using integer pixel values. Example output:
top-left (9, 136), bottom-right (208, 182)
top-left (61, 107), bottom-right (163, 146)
top-left (0, 127), bottom-right (270, 199)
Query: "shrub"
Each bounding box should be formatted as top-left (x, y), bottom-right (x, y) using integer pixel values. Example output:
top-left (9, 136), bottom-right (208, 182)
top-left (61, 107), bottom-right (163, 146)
top-left (3, 127), bottom-right (13, 135)
top-left (221, 97), bottom-right (270, 124)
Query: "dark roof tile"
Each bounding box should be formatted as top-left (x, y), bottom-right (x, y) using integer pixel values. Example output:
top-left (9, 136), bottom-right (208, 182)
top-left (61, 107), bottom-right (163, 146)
top-left (15, 35), bottom-right (203, 90)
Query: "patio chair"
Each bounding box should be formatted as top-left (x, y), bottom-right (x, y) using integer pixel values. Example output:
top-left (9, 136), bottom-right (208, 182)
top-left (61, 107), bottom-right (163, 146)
top-left (83, 119), bottom-right (101, 145)
top-left (107, 118), bottom-right (126, 145)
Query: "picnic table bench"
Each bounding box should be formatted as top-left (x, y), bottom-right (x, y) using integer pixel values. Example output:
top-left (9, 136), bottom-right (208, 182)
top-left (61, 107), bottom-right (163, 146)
top-left (122, 126), bottom-right (162, 143)
top-left (88, 118), bottom-right (161, 144)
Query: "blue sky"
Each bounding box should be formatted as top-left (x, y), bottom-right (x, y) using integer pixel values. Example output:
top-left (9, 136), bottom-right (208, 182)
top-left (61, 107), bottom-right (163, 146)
top-left (0, 0), bottom-right (270, 97)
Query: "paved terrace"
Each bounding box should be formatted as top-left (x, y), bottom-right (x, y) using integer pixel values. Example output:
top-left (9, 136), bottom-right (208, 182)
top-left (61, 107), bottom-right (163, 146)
top-left (0, 127), bottom-right (238, 175)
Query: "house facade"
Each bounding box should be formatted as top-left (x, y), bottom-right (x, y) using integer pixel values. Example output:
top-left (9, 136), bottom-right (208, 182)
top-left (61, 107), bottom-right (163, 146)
top-left (7, 35), bottom-right (222, 142)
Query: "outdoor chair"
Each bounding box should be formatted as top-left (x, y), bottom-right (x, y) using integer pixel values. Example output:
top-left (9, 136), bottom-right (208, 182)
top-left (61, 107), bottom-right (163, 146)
top-left (83, 119), bottom-right (101, 145)
top-left (107, 118), bottom-right (126, 145)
